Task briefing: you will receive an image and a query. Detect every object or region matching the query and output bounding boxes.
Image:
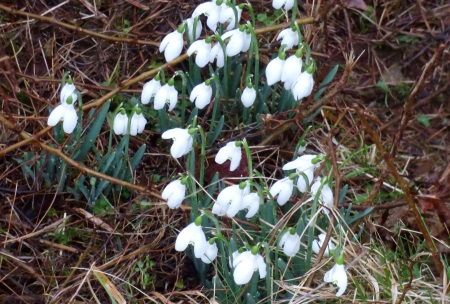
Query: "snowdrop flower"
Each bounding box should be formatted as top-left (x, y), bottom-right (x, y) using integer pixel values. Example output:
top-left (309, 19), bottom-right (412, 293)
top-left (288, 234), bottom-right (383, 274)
top-left (241, 193), bottom-right (260, 218)
top-left (141, 77), bottom-right (162, 105)
top-left (162, 178), bottom-right (186, 209)
top-left (272, 0), bottom-right (294, 10)
top-left (193, 0), bottom-right (222, 32)
top-left (159, 25), bottom-right (184, 62)
top-left (175, 219), bottom-right (207, 259)
top-left (265, 54), bottom-right (286, 85)
top-left (201, 240), bottom-right (218, 264)
top-left (312, 233), bottom-right (336, 257)
top-left (311, 177), bottom-right (334, 214)
top-left (113, 110), bottom-right (128, 135)
top-left (47, 96), bottom-right (78, 134)
top-left (241, 84), bottom-right (256, 108)
top-left (277, 28), bottom-right (299, 50)
top-left (283, 154), bottom-right (321, 192)
top-left (292, 70), bottom-right (314, 101)
top-left (281, 50), bottom-right (303, 89)
top-left (219, 2), bottom-right (243, 30)
top-left (129, 109), bottom-right (147, 136)
top-left (279, 229), bottom-right (301, 257)
top-left (190, 80), bottom-right (213, 109)
top-left (232, 248), bottom-right (267, 285)
top-left (161, 127), bottom-right (194, 158)
top-left (269, 176), bottom-right (294, 206)
top-left (324, 254), bottom-right (348, 296)
top-left (187, 38), bottom-right (212, 68)
top-left (60, 82), bottom-right (77, 104)
top-left (209, 42), bottom-right (225, 67)
top-left (154, 78), bottom-right (178, 111)
top-left (212, 182), bottom-right (250, 217)
top-left (185, 17), bottom-right (202, 41)
top-left (296, 140), bottom-right (307, 155)
top-left (214, 141), bottom-right (242, 171)
top-left (221, 27), bottom-right (251, 57)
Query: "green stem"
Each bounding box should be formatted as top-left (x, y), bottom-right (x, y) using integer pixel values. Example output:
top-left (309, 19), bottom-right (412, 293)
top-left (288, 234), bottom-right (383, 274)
top-left (197, 126), bottom-right (207, 187)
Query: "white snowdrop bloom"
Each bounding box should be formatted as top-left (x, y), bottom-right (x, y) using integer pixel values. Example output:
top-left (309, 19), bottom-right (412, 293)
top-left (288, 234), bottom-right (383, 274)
top-left (241, 193), bottom-right (260, 218)
top-left (193, 1), bottom-right (222, 32)
top-left (214, 141), bottom-right (242, 171)
top-left (283, 154), bottom-right (320, 192)
top-left (277, 28), bottom-right (299, 50)
top-left (232, 250), bottom-right (267, 285)
top-left (265, 56), bottom-right (285, 85)
top-left (324, 256), bottom-right (348, 297)
top-left (209, 43), bottom-right (225, 68)
top-left (269, 177), bottom-right (294, 206)
top-left (297, 141), bottom-right (307, 155)
top-left (190, 81), bottom-right (213, 109)
top-left (279, 230), bottom-right (301, 257)
top-left (221, 28), bottom-right (247, 57)
top-left (219, 3), bottom-right (242, 30)
top-left (154, 83), bottom-right (178, 111)
top-left (212, 182), bottom-right (250, 217)
top-left (187, 39), bottom-right (212, 68)
top-left (159, 29), bottom-right (184, 62)
top-left (161, 128), bottom-right (194, 158)
top-left (60, 82), bottom-right (77, 104)
top-left (141, 78), bottom-right (162, 105)
top-left (292, 71), bottom-right (314, 100)
top-left (162, 179), bottom-right (186, 209)
top-left (47, 101), bottom-right (78, 134)
top-left (241, 86), bottom-right (257, 108)
top-left (272, 0), bottom-right (294, 10)
top-left (129, 111), bottom-right (146, 136)
top-left (175, 222), bottom-right (207, 258)
top-left (311, 177), bottom-right (334, 214)
top-left (281, 54), bottom-right (303, 90)
top-left (185, 17), bottom-right (202, 41)
top-left (312, 233), bottom-right (336, 257)
top-left (113, 112), bottom-right (128, 135)
top-left (201, 241), bottom-right (218, 264)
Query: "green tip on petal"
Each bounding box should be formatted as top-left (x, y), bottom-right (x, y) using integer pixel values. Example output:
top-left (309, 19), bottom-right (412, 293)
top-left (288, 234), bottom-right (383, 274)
top-left (336, 253), bottom-right (345, 265)
top-left (135, 107), bottom-right (142, 115)
top-left (279, 51), bottom-right (286, 60)
top-left (251, 246), bottom-right (258, 255)
top-left (180, 176), bottom-right (188, 185)
top-left (238, 3), bottom-right (245, 9)
top-left (194, 216), bottom-right (203, 226)
top-left (205, 78), bottom-right (211, 86)
top-left (66, 95), bottom-right (73, 105)
top-left (306, 64), bottom-right (314, 74)
top-left (67, 76), bottom-right (73, 85)
top-left (120, 108), bottom-right (126, 115)
top-left (295, 49), bottom-right (303, 58)
top-left (188, 128), bottom-right (196, 135)
top-left (247, 82), bottom-right (253, 89)
top-left (205, 36), bottom-right (213, 44)
top-left (239, 181), bottom-right (247, 190)
top-left (235, 141), bottom-right (242, 147)
top-left (289, 173), bottom-right (297, 180)
top-left (155, 73), bottom-right (161, 81)
top-left (239, 24), bottom-right (246, 32)
top-left (209, 238), bottom-right (216, 245)
top-left (168, 78), bottom-right (175, 86)
top-left (216, 0), bottom-right (223, 5)
top-left (177, 24), bottom-right (185, 33)
top-left (289, 227), bottom-right (296, 235)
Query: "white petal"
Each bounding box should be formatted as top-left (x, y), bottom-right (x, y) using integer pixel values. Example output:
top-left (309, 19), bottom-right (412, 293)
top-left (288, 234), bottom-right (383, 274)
top-left (60, 83), bottom-right (76, 104)
top-left (193, 2), bottom-right (214, 17)
top-left (282, 154), bottom-right (317, 171)
top-left (210, 43), bottom-right (225, 68)
top-left (226, 31), bottom-right (244, 57)
top-left (206, 6), bottom-right (221, 32)
top-left (162, 32), bottom-right (184, 62)
top-left (269, 178), bottom-right (293, 206)
top-left (192, 227), bottom-right (207, 258)
top-left (154, 85), bottom-right (168, 110)
top-left (242, 193), bottom-right (259, 218)
top-left (113, 113), bottom-right (128, 135)
top-left (185, 17), bottom-right (202, 41)
top-left (201, 242), bottom-right (218, 264)
top-left (187, 40), bottom-right (204, 56)
top-left (161, 127), bottom-right (184, 139)
top-left (284, 0), bottom-right (295, 10)
top-left (233, 254), bottom-right (256, 285)
top-left (175, 223), bottom-right (195, 252)
top-left (241, 87), bottom-right (256, 108)
top-left (47, 104), bottom-right (65, 126)
top-left (62, 106), bottom-right (78, 134)
top-left (167, 86), bottom-right (179, 111)
top-left (241, 32), bottom-right (252, 52)
top-left (256, 254), bottom-right (267, 279)
top-left (141, 79), bottom-right (161, 105)
top-left (292, 71), bottom-right (314, 100)
top-left (281, 55), bottom-right (303, 84)
top-left (215, 144), bottom-right (233, 165)
top-left (266, 57), bottom-right (284, 85)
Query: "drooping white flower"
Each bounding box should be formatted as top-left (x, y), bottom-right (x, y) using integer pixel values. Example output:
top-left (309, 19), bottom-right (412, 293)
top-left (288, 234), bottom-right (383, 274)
top-left (154, 82), bottom-right (178, 111)
top-left (311, 177), bottom-right (334, 214)
top-left (324, 256), bottom-right (348, 297)
top-left (60, 82), bottom-right (77, 104)
top-left (269, 177), bottom-right (294, 206)
top-left (201, 240), bottom-right (218, 264)
top-left (221, 28), bottom-right (251, 57)
top-left (190, 81), bottom-right (213, 109)
top-left (219, 3), bottom-right (243, 30)
top-left (193, 1), bottom-right (222, 32)
top-left (292, 71), bottom-right (314, 100)
top-left (312, 233), bottom-right (336, 257)
top-left (241, 85), bottom-right (257, 108)
top-left (175, 222), bottom-right (207, 258)
top-left (283, 154), bottom-right (321, 192)
top-left (159, 28), bottom-right (184, 62)
top-left (214, 141), bottom-right (242, 171)
top-left (129, 111), bottom-right (147, 136)
top-left (266, 56), bottom-right (285, 86)
top-left (279, 229), bottom-right (301, 257)
top-left (162, 179), bottom-right (186, 209)
top-left (277, 28), bottom-right (299, 50)
top-left (141, 78), bottom-right (162, 105)
top-left (185, 17), bottom-right (202, 41)
top-left (212, 182), bottom-right (250, 217)
top-left (187, 39), bottom-right (212, 68)
top-left (281, 53), bottom-right (303, 90)
top-left (272, 0), bottom-right (295, 10)
top-left (47, 99), bottom-right (78, 134)
top-left (241, 193), bottom-right (260, 218)
top-left (209, 42), bottom-right (225, 68)
top-left (113, 111), bottom-right (128, 135)
top-left (232, 250), bottom-right (267, 285)
top-left (161, 128), bottom-right (194, 158)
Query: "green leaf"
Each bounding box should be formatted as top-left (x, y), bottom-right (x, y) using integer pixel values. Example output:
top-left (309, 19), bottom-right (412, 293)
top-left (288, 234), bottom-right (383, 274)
top-left (417, 115), bottom-right (430, 127)
top-left (207, 115), bottom-right (224, 144)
